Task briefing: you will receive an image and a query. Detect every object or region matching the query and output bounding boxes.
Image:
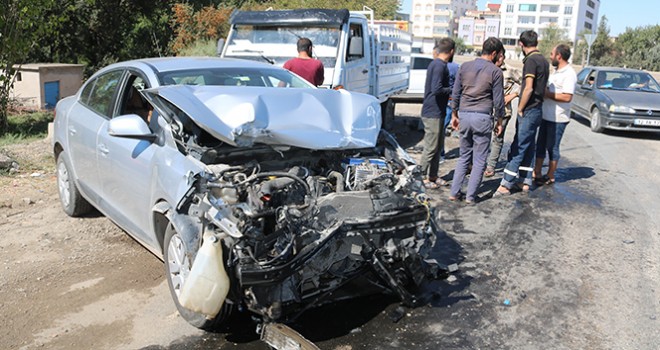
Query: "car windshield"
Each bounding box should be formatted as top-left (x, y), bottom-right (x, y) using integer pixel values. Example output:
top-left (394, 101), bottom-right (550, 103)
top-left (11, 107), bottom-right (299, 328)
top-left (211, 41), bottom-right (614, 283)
top-left (157, 67), bottom-right (314, 89)
top-left (596, 71), bottom-right (660, 92)
top-left (224, 25), bottom-right (340, 67)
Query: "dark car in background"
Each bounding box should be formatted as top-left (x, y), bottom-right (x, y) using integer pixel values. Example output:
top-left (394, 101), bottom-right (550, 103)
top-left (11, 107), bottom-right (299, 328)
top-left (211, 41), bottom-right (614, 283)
top-left (571, 67), bottom-right (660, 133)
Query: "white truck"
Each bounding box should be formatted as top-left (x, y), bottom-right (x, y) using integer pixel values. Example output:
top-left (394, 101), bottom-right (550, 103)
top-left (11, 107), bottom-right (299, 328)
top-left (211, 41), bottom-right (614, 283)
top-left (220, 7), bottom-right (411, 129)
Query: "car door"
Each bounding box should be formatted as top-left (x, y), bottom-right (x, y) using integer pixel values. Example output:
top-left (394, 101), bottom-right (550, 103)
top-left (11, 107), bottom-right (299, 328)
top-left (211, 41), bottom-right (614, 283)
top-left (96, 71), bottom-right (160, 248)
top-left (67, 69), bottom-right (124, 203)
top-left (572, 68), bottom-right (594, 116)
top-left (408, 56), bottom-right (432, 94)
top-left (342, 21), bottom-right (370, 94)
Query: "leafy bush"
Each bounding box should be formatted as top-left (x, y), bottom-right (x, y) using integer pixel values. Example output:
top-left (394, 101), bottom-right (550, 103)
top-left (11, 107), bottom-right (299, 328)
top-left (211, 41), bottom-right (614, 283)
top-left (177, 39), bottom-right (218, 57)
top-left (6, 111), bottom-right (53, 136)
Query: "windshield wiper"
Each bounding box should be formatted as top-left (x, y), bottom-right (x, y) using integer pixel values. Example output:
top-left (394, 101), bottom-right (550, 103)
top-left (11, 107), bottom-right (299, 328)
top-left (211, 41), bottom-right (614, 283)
top-left (230, 49), bottom-right (274, 65)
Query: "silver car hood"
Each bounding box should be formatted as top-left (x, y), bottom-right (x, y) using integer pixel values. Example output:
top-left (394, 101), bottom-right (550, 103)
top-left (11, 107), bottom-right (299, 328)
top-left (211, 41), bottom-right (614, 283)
top-left (145, 85), bottom-right (381, 149)
top-left (603, 90), bottom-right (660, 110)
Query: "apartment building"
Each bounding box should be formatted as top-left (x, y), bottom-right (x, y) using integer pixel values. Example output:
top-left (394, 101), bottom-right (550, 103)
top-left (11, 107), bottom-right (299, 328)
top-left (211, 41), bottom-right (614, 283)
top-left (498, 0), bottom-right (600, 48)
top-left (411, 0), bottom-right (478, 53)
top-left (457, 3), bottom-right (501, 48)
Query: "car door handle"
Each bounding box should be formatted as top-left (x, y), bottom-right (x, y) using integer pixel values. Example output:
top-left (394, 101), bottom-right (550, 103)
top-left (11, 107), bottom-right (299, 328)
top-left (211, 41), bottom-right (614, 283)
top-left (68, 126), bottom-right (76, 135)
top-left (98, 144), bottom-right (109, 156)
top-left (361, 69), bottom-right (369, 74)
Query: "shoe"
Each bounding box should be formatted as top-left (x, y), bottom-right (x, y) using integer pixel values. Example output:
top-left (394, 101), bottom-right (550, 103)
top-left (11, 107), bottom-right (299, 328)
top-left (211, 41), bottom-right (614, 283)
top-left (484, 167), bottom-right (495, 178)
top-left (423, 179), bottom-right (440, 189)
top-left (492, 187), bottom-right (511, 197)
top-left (449, 192), bottom-right (464, 201)
top-left (513, 183), bottom-right (531, 192)
top-left (465, 199), bottom-right (476, 205)
top-left (541, 175), bottom-right (555, 185)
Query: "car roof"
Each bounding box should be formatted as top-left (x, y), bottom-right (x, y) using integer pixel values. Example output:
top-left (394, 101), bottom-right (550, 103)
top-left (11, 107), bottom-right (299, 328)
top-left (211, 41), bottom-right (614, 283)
top-left (583, 66), bottom-right (648, 74)
top-left (102, 57), bottom-right (277, 75)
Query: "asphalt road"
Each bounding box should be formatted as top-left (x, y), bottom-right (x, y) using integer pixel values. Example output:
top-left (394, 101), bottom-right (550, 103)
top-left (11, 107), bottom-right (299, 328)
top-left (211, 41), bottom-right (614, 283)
top-left (2, 106), bottom-right (659, 349)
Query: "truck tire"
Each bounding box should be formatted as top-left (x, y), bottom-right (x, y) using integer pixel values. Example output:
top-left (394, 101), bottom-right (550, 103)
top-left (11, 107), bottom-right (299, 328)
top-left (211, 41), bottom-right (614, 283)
top-left (381, 99), bottom-right (395, 131)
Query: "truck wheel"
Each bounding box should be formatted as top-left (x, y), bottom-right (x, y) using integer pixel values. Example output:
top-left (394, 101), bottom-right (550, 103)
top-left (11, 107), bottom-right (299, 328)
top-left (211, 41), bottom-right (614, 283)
top-left (590, 107), bottom-right (605, 133)
top-left (163, 224), bottom-right (234, 331)
top-left (56, 154), bottom-right (93, 217)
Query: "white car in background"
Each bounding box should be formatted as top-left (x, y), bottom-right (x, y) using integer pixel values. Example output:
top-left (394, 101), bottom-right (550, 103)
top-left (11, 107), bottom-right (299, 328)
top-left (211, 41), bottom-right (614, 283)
top-left (406, 53), bottom-right (433, 95)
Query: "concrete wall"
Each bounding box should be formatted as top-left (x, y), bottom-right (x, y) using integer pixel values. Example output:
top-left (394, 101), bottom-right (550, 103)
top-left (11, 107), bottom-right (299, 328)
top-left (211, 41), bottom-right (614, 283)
top-left (11, 70), bottom-right (41, 107)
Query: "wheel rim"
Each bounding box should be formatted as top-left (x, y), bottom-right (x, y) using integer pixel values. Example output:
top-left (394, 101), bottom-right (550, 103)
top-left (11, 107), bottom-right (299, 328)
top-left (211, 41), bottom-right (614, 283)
top-left (57, 160), bottom-right (71, 208)
top-left (591, 110), bottom-right (599, 129)
top-left (167, 233), bottom-right (191, 298)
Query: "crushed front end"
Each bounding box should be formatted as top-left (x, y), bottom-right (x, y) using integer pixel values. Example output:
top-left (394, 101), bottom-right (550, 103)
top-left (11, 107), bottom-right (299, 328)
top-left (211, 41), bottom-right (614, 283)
top-left (178, 131), bottom-right (441, 323)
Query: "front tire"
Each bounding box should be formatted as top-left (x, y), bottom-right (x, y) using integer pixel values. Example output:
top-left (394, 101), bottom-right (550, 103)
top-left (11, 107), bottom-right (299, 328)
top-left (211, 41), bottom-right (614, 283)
top-left (163, 224), bottom-right (234, 331)
top-left (590, 108), bottom-right (605, 133)
top-left (56, 154), bottom-right (92, 217)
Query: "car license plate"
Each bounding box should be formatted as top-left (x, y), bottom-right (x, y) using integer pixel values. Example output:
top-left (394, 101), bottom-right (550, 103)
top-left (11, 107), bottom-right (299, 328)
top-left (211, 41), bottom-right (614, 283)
top-left (633, 119), bottom-right (660, 126)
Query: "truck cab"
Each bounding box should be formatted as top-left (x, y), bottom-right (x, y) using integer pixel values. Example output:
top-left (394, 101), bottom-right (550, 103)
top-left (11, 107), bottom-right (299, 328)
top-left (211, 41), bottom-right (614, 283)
top-left (220, 8), bottom-right (411, 123)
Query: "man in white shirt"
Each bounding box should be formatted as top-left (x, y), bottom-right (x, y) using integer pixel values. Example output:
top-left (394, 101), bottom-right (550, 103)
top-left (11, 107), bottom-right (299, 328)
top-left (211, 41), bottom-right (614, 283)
top-left (533, 44), bottom-right (578, 185)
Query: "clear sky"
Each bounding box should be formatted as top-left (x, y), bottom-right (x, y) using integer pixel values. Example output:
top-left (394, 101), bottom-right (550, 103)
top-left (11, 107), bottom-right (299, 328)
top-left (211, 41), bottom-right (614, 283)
top-left (400, 0), bottom-right (660, 36)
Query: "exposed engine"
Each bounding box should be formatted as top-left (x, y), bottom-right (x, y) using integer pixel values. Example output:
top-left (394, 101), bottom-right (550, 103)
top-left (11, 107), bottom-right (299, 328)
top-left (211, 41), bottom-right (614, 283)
top-left (176, 131), bottom-right (439, 323)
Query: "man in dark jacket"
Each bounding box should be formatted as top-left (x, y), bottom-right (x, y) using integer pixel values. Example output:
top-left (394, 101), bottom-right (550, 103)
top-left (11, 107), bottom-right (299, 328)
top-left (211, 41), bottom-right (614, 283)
top-left (420, 37), bottom-right (455, 189)
top-left (449, 37), bottom-right (505, 204)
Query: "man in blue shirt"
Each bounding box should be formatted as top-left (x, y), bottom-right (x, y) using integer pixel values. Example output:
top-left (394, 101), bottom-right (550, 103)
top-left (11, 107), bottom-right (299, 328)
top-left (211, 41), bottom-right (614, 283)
top-left (449, 37), bottom-right (505, 204)
top-left (420, 37), bottom-right (455, 189)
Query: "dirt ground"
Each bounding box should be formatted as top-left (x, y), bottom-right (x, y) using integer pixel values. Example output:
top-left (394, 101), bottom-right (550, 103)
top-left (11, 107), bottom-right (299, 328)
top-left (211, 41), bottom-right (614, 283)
top-left (1, 106), bottom-right (659, 349)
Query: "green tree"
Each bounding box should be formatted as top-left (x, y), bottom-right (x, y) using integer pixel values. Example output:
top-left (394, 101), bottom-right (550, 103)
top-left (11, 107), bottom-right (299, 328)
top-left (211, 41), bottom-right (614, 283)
top-left (590, 15), bottom-right (616, 66)
top-left (539, 24), bottom-right (569, 58)
top-left (260, 0), bottom-right (401, 19)
top-left (0, 0), bottom-right (54, 135)
top-left (616, 25), bottom-right (660, 70)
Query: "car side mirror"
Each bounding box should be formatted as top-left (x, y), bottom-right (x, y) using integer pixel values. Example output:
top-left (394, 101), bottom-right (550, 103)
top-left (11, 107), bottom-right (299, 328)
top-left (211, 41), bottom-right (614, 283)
top-left (108, 114), bottom-right (157, 141)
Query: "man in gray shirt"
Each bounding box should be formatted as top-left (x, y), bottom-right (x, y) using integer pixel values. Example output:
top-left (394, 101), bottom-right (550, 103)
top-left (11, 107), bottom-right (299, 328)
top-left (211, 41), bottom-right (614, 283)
top-left (449, 37), bottom-right (505, 204)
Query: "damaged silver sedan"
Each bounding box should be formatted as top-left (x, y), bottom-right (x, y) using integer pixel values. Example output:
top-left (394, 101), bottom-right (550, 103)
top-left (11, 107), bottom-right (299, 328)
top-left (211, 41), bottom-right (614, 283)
top-left (52, 58), bottom-right (443, 334)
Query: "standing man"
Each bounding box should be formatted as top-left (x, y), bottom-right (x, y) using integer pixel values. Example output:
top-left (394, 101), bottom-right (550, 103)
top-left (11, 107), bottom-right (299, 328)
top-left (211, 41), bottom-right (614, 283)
top-left (441, 60), bottom-right (460, 161)
top-left (420, 37), bottom-right (455, 189)
top-left (533, 44), bottom-right (577, 185)
top-left (283, 37), bottom-right (324, 86)
top-left (484, 51), bottom-right (521, 177)
top-left (449, 37), bottom-right (505, 204)
top-left (495, 30), bottom-right (549, 196)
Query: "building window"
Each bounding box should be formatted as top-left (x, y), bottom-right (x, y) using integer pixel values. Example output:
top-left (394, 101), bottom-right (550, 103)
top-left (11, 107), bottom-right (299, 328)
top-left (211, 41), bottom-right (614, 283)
top-left (487, 25), bottom-right (497, 32)
top-left (519, 4), bottom-right (537, 12)
top-left (585, 11), bottom-right (594, 20)
top-left (425, 15), bottom-right (431, 21)
top-left (540, 17), bottom-right (558, 24)
top-left (435, 15), bottom-right (450, 22)
top-left (462, 24), bottom-right (471, 31)
top-left (414, 15), bottom-right (421, 21)
top-left (435, 4), bottom-right (449, 11)
top-left (541, 5), bottom-right (559, 13)
top-left (518, 16), bottom-right (536, 24)
top-left (16, 72), bottom-right (22, 81)
top-left (506, 4), bottom-right (514, 12)
top-left (564, 6), bottom-right (573, 15)
top-left (587, 0), bottom-right (595, 9)
top-left (564, 18), bottom-right (572, 27)
top-left (504, 28), bottom-right (512, 35)
top-left (584, 22), bottom-right (592, 30)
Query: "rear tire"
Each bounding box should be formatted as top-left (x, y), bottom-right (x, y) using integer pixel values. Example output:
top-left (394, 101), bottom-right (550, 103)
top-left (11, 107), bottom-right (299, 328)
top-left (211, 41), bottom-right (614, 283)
top-left (56, 154), bottom-right (93, 217)
top-left (590, 108), bottom-right (605, 133)
top-left (163, 224), bottom-right (234, 331)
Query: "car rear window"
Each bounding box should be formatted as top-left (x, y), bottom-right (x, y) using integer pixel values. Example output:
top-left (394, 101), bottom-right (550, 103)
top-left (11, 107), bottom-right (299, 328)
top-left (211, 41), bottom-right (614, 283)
top-left (412, 57), bottom-right (432, 70)
top-left (158, 67), bottom-right (313, 89)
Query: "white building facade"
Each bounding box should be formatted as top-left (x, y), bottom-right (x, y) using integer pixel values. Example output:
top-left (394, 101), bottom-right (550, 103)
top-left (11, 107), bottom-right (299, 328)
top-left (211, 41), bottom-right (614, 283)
top-left (411, 0), bottom-right (478, 53)
top-left (498, 0), bottom-right (600, 48)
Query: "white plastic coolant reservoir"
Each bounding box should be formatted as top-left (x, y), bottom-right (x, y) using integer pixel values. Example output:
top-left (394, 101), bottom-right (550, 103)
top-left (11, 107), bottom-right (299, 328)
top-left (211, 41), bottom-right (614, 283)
top-left (179, 234), bottom-right (230, 318)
